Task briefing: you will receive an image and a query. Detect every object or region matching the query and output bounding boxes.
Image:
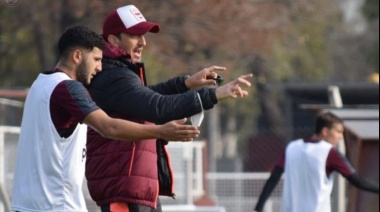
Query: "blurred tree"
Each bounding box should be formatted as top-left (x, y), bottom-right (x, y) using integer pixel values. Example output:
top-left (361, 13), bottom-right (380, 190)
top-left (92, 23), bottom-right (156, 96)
top-left (248, 0), bottom-right (341, 155)
top-left (0, 0), bottom-right (123, 86)
top-left (328, 0), bottom-right (379, 82)
top-left (268, 0), bottom-right (339, 82)
top-left (362, 0), bottom-right (379, 73)
top-left (362, 0), bottom-right (379, 21)
top-left (0, 5), bottom-right (41, 86)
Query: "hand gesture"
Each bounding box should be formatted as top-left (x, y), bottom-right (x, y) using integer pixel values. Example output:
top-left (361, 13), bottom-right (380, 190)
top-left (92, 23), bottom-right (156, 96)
top-left (159, 118), bottom-right (200, 141)
top-left (185, 66), bottom-right (227, 89)
top-left (215, 74), bottom-right (253, 100)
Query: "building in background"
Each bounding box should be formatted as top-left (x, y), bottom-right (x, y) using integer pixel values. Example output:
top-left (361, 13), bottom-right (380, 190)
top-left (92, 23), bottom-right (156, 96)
top-left (244, 82), bottom-right (379, 172)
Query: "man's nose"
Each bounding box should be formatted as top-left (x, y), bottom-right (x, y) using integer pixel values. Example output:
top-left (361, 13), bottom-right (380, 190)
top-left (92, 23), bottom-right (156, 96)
top-left (96, 64), bottom-right (102, 72)
top-left (139, 35), bottom-right (146, 46)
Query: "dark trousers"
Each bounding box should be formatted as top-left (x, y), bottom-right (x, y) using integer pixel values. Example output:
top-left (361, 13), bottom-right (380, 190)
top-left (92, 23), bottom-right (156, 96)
top-left (100, 199), bottom-right (162, 212)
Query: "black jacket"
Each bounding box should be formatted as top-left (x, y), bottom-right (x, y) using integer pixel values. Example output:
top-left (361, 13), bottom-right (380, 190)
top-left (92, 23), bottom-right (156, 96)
top-left (86, 57), bottom-right (219, 206)
top-left (88, 57), bottom-right (218, 124)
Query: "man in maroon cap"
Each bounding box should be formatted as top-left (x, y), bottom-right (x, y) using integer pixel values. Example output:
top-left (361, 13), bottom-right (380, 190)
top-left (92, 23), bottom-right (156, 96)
top-left (85, 5), bottom-right (253, 212)
top-left (10, 25), bottom-right (200, 212)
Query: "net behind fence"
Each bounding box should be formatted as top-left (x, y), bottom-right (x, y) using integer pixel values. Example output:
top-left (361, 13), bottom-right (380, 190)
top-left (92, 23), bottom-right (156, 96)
top-left (207, 173), bottom-right (284, 212)
top-left (0, 127), bottom-right (20, 212)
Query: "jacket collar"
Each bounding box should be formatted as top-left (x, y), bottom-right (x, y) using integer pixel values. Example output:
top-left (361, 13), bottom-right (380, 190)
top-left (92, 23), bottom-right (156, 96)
top-left (102, 42), bottom-right (147, 86)
top-left (103, 40), bottom-right (131, 59)
top-left (102, 40), bottom-right (144, 69)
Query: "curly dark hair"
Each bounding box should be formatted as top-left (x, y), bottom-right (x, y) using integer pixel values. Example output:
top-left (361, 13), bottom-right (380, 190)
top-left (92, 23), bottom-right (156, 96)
top-left (58, 25), bottom-right (105, 58)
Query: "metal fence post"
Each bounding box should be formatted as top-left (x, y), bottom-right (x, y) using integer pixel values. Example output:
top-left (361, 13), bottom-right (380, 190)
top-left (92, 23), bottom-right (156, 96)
top-left (0, 127), bottom-right (4, 212)
top-left (328, 86), bottom-right (346, 212)
top-left (184, 142), bottom-right (194, 205)
top-left (0, 127), bottom-right (13, 212)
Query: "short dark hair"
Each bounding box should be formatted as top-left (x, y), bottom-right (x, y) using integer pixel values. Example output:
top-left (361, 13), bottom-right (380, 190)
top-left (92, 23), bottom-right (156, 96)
top-left (315, 112), bottom-right (344, 134)
top-left (58, 25), bottom-right (105, 58)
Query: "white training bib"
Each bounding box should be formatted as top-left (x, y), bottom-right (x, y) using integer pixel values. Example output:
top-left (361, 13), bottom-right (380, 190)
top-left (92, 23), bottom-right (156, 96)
top-left (11, 73), bottom-right (88, 212)
top-left (281, 139), bottom-right (334, 212)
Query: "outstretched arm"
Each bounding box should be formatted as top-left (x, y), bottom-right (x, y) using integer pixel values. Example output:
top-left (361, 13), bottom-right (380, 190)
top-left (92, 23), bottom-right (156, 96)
top-left (84, 109), bottom-right (200, 142)
top-left (149, 66), bottom-right (227, 95)
top-left (90, 69), bottom-right (252, 124)
top-left (346, 173), bottom-right (379, 194)
top-left (254, 166), bottom-right (284, 212)
top-left (328, 148), bottom-right (379, 194)
top-left (149, 76), bottom-right (190, 95)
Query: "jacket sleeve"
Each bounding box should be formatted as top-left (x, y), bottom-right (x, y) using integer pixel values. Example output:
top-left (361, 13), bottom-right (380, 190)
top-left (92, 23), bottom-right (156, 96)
top-left (148, 76), bottom-right (190, 95)
top-left (96, 70), bottom-right (217, 124)
top-left (254, 166), bottom-right (284, 212)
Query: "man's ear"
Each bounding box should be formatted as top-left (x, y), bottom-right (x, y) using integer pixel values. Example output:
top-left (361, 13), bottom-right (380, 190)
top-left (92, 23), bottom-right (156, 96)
top-left (72, 49), bottom-right (83, 65)
top-left (107, 35), bottom-right (120, 47)
top-left (321, 127), bottom-right (329, 137)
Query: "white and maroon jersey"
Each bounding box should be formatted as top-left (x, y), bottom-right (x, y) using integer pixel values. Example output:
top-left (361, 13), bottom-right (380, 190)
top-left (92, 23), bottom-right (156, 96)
top-left (11, 71), bottom-right (98, 212)
top-left (255, 138), bottom-right (375, 212)
top-left (281, 139), bottom-right (334, 212)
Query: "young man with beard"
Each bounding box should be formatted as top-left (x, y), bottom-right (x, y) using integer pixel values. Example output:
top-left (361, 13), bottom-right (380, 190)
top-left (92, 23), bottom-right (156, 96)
top-left (86, 5), bottom-right (253, 212)
top-left (10, 25), bottom-right (199, 212)
top-left (253, 112), bottom-right (379, 212)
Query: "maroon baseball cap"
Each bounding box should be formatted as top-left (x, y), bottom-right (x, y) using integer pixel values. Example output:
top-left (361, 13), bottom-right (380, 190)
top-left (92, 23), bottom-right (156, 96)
top-left (103, 5), bottom-right (160, 39)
